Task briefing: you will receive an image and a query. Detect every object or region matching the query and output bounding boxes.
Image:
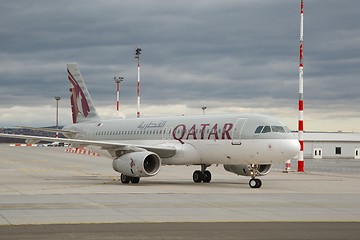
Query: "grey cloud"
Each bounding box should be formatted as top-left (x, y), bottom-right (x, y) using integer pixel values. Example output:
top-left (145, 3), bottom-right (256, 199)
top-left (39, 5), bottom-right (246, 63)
top-left (0, 0), bottom-right (359, 128)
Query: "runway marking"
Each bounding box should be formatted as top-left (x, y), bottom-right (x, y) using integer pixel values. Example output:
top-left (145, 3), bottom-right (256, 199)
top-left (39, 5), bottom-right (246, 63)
top-left (0, 203), bottom-right (101, 210)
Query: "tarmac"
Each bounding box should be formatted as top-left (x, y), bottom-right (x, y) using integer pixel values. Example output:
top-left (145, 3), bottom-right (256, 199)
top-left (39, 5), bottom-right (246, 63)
top-left (0, 144), bottom-right (360, 239)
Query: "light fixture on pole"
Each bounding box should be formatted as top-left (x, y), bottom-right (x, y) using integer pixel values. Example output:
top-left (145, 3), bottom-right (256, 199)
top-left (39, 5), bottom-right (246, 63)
top-left (202, 107), bottom-right (207, 115)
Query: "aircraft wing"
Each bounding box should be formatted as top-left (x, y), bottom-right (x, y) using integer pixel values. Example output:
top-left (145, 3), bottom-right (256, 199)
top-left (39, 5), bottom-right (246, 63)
top-left (14, 126), bottom-right (77, 138)
top-left (0, 133), bottom-right (176, 158)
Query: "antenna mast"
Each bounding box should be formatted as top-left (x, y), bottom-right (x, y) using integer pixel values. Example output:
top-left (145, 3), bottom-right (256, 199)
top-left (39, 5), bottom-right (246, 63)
top-left (298, 0), bottom-right (305, 172)
top-left (135, 48), bottom-right (142, 118)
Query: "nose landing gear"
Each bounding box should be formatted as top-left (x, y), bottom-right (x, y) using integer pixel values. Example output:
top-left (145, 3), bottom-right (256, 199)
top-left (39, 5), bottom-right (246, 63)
top-left (248, 164), bottom-right (262, 188)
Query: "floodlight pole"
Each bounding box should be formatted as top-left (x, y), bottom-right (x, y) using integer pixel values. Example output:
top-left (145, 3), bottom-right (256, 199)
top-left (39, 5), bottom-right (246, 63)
top-left (55, 96), bottom-right (61, 138)
top-left (55, 96), bottom-right (61, 128)
top-left (135, 48), bottom-right (142, 118)
top-left (114, 76), bottom-right (124, 116)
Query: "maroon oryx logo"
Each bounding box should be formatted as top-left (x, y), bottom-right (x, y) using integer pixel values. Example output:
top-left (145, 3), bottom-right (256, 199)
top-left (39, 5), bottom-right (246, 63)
top-left (67, 69), bottom-right (90, 123)
top-left (130, 158), bottom-right (136, 175)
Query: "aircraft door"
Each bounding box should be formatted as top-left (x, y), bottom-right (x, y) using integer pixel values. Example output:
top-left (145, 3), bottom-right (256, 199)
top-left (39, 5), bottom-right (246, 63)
top-left (231, 118), bottom-right (247, 145)
top-left (162, 127), bottom-right (167, 140)
top-left (162, 127), bottom-right (173, 140)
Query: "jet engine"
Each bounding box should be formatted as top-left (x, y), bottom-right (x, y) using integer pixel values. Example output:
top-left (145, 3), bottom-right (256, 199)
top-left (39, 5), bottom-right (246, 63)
top-left (112, 151), bottom-right (161, 178)
top-left (223, 164), bottom-right (271, 177)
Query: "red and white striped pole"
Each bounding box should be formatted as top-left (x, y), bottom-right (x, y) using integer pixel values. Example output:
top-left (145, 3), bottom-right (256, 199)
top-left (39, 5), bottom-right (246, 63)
top-left (298, 0), bottom-right (305, 172)
top-left (55, 96), bottom-right (61, 139)
top-left (135, 48), bottom-right (142, 118)
top-left (116, 81), bottom-right (120, 111)
top-left (114, 76), bottom-right (124, 116)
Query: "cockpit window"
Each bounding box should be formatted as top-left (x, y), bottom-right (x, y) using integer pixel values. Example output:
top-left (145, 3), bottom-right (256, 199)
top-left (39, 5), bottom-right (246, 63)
top-left (255, 125), bottom-right (290, 134)
top-left (254, 126), bottom-right (263, 134)
top-left (262, 126), bottom-right (271, 133)
top-left (271, 126), bottom-right (285, 133)
top-left (283, 126), bottom-right (290, 133)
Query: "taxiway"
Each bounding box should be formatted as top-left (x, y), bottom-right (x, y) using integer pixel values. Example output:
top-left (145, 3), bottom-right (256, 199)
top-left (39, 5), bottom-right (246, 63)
top-left (0, 144), bottom-right (359, 239)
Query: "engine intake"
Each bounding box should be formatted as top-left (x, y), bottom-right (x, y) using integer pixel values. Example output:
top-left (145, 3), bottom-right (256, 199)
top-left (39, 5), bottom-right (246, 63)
top-left (112, 151), bottom-right (161, 178)
top-left (223, 164), bottom-right (271, 177)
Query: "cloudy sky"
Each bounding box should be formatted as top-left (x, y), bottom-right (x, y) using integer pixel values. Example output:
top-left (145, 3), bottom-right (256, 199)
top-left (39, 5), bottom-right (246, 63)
top-left (0, 0), bottom-right (359, 131)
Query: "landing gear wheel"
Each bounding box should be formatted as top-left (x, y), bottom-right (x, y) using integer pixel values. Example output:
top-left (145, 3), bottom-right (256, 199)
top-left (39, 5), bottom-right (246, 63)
top-left (255, 178), bottom-right (262, 188)
top-left (249, 178), bottom-right (262, 188)
top-left (203, 170), bottom-right (212, 183)
top-left (120, 174), bottom-right (131, 184)
top-left (193, 170), bottom-right (204, 183)
top-left (131, 177), bottom-right (140, 184)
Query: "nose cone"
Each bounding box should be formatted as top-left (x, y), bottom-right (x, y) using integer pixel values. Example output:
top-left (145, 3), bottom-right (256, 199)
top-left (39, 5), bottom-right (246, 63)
top-left (285, 139), bottom-right (301, 160)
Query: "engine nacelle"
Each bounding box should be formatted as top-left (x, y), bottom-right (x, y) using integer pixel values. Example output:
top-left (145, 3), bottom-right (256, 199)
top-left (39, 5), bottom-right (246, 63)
top-left (112, 152), bottom-right (161, 178)
top-left (223, 164), bottom-right (271, 177)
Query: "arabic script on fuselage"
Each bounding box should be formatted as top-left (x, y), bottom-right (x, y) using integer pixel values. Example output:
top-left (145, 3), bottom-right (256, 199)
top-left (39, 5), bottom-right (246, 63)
top-left (137, 121), bottom-right (167, 130)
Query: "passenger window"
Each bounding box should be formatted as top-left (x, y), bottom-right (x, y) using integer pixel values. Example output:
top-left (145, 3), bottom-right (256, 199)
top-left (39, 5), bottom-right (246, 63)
top-left (255, 126), bottom-right (263, 134)
top-left (262, 126), bottom-right (271, 133)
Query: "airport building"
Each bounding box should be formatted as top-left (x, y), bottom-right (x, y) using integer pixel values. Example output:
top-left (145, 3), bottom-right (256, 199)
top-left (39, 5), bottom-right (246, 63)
top-left (303, 132), bottom-right (360, 159)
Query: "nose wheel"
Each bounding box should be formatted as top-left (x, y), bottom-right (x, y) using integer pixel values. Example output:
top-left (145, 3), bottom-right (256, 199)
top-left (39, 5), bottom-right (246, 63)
top-left (249, 178), bottom-right (262, 188)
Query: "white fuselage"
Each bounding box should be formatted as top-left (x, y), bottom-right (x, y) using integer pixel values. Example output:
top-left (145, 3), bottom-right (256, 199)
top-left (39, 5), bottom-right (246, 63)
top-left (63, 113), bottom-right (300, 166)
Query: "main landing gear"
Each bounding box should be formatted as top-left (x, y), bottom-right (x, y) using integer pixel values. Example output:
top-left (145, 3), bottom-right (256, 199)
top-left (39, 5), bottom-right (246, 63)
top-left (120, 173), bottom-right (140, 184)
top-left (193, 165), bottom-right (212, 183)
top-left (248, 164), bottom-right (262, 188)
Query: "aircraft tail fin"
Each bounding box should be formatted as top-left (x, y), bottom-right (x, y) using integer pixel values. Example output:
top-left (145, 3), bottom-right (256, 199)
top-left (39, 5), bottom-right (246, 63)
top-left (67, 63), bottom-right (101, 124)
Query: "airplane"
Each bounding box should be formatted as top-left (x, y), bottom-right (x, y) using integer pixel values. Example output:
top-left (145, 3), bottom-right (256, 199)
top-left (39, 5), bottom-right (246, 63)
top-left (0, 63), bottom-right (300, 188)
